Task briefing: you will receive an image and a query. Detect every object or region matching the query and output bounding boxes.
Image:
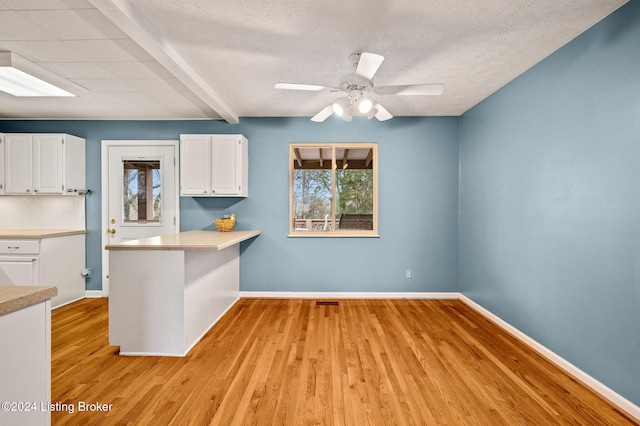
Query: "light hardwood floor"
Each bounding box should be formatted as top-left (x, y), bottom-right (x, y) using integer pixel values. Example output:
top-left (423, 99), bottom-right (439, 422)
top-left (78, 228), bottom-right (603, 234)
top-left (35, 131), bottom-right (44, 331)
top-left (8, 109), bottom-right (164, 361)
top-left (51, 298), bottom-right (637, 425)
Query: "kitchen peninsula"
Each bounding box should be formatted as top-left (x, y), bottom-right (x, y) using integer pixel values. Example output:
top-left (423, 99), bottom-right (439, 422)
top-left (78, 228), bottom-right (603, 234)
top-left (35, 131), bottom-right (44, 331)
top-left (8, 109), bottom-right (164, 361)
top-left (105, 229), bottom-right (260, 356)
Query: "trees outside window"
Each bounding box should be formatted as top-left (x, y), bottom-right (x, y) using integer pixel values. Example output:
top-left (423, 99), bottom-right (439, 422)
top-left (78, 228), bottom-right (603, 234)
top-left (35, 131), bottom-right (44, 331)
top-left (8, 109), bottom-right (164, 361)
top-left (123, 160), bottom-right (162, 223)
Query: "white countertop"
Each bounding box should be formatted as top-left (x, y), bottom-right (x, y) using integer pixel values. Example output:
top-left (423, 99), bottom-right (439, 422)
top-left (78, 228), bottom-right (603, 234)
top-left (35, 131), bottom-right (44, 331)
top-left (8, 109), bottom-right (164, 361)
top-left (105, 229), bottom-right (261, 251)
top-left (0, 229), bottom-right (86, 239)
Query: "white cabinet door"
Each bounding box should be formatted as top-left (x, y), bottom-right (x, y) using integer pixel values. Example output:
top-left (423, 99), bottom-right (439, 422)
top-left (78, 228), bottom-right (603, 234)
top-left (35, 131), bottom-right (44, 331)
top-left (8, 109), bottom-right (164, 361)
top-left (0, 133), bottom-right (4, 194)
top-left (0, 257), bottom-right (38, 285)
top-left (4, 134), bottom-right (32, 194)
top-left (33, 134), bottom-right (64, 194)
top-left (211, 135), bottom-right (241, 195)
top-left (180, 135), bottom-right (211, 195)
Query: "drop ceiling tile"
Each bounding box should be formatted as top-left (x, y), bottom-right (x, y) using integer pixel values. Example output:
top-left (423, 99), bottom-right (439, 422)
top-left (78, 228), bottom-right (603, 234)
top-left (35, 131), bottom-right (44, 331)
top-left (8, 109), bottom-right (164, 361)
top-left (71, 78), bottom-right (139, 92)
top-left (6, 40), bottom-right (89, 62)
top-left (0, 0), bottom-right (93, 10)
top-left (0, 11), bottom-right (51, 40)
top-left (41, 61), bottom-right (117, 79)
top-left (62, 38), bottom-right (154, 62)
top-left (16, 9), bottom-right (126, 40)
top-left (100, 61), bottom-right (169, 79)
top-left (124, 78), bottom-right (175, 92)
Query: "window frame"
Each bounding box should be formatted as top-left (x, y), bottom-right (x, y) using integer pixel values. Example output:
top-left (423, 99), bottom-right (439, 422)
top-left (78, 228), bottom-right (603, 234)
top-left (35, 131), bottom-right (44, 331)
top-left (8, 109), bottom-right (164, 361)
top-left (289, 142), bottom-right (379, 237)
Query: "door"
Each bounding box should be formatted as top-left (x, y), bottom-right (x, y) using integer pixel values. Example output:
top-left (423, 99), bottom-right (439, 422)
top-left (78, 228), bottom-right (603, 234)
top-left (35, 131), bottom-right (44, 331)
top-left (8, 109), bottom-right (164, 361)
top-left (0, 133), bottom-right (4, 194)
top-left (102, 141), bottom-right (179, 296)
top-left (212, 135), bottom-right (241, 195)
top-left (0, 257), bottom-right (38, 285)
top-left (33, 134), bottom-right (64, 194)
top-left (4, 134), bottom-right (32, 194)
top-left (179, 134), bottom-right (210, 195)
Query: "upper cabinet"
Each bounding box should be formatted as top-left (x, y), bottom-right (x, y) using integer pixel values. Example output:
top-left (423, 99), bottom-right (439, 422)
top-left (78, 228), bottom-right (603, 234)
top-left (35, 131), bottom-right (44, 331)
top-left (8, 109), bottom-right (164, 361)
top-left (180, 134), bottom-right (248, 197)
top-left (0, 133), bottom-right (4, 194)
top-left (2, 133), bottom-right (85, 195)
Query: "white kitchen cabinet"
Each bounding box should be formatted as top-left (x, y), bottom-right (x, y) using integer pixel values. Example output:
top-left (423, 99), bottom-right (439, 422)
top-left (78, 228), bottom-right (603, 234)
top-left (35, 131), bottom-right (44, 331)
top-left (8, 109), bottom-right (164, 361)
top-left (0, 133), bottom-right (4, 194)
top-left (3, 133), bottom-right (85, 195)
top-left (0, 256), bottom-right (38, 285)
top-left (0, 234), bottom-right (85, 308)
top-left (180, 134), bottom-right (248, 197)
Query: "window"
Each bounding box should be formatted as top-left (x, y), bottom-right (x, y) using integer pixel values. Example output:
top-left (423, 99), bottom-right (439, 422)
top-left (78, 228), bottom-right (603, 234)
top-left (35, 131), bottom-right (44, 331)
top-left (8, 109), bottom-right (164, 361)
top-left (290, 143), bottom-right (378, 236)
top-left (123, 160), bottom-right (162, 223)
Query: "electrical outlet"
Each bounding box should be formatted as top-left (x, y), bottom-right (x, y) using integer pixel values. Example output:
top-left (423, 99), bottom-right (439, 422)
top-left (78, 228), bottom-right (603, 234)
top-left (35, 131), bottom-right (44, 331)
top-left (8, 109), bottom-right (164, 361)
top-left (405, 269), bottom-right (412, 279)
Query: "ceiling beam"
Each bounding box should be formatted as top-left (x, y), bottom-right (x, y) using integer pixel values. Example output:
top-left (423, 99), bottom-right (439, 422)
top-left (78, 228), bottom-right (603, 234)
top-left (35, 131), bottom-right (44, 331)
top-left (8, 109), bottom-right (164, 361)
top-left (89, 0), bottom-right (239, 124)
top-left (365, 149), bottom-right (373, 167)
top-left (293, 148), bottom-right (303, 168)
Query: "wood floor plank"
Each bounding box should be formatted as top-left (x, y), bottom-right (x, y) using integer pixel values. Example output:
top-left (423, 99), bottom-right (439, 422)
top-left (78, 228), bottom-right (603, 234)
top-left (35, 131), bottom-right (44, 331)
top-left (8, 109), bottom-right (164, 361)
top-left (49, 298), bottom-right (638, 425)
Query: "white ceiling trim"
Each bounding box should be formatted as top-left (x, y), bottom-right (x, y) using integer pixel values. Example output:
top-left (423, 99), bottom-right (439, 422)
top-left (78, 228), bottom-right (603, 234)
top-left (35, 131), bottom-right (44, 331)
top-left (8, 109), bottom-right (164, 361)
top-left (88, 0), bottom-right (239, 123)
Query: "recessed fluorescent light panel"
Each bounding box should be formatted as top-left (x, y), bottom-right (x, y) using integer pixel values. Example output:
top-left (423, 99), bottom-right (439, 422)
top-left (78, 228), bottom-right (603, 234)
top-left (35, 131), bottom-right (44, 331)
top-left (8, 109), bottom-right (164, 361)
top-left (0, 51), bottom-right (76, 97)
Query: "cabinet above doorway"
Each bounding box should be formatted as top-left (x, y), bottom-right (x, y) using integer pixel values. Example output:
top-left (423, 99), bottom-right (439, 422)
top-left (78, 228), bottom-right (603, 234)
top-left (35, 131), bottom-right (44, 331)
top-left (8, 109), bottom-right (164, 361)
top-left (179, 134), bottom-right (248, 197)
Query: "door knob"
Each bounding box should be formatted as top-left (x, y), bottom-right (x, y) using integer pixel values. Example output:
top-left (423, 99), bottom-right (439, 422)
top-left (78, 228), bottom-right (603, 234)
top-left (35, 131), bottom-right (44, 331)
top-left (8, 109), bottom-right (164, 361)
top-left (107, 228), bottom-right (116, 234)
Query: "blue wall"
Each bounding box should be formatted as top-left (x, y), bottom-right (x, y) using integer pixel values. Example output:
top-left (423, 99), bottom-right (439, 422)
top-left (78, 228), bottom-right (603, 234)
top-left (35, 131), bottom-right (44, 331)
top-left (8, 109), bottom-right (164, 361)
top-left (459, 1), bottom-right (640, 406)
top-left (0, 116), bottom-right (460, 293)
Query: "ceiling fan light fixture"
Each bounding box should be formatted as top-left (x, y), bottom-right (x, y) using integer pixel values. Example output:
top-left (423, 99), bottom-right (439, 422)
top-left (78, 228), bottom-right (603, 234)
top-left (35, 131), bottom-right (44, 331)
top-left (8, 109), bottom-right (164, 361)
top-left (332, 97), bottom-right (349, 116)
top-left (342, 104), bottom-right (355, 122)
top-left (357, 96), bottom-right (374, 114)
top-left (281, 52), bottom-right (443, 123)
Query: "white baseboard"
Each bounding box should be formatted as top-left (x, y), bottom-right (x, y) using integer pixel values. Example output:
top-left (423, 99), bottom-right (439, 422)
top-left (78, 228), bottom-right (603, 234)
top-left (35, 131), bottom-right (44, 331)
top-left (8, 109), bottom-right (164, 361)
top-left (239, 291), bottom-right (459, 299)
top-left (85, 290), bottom-right (104, 298)
top-left (458, 294), bottom-right (640, 422)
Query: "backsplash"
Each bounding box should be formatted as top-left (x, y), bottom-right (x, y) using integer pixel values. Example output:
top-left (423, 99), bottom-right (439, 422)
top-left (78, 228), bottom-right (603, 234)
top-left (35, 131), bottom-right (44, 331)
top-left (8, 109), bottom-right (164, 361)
top-left (0, 196), bottom-right (85, 229)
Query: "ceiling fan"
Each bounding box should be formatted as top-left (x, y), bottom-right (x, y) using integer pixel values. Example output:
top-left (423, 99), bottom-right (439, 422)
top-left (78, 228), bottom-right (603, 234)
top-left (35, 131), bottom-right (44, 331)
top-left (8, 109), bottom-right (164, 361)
top-left (275, 52), bottom-right (444, 122)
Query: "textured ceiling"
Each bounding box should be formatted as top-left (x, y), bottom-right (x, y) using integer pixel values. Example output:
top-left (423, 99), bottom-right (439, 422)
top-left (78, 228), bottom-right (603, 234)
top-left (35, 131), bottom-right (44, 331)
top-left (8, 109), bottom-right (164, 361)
top-left (0, 0), bottom-right (628, 122)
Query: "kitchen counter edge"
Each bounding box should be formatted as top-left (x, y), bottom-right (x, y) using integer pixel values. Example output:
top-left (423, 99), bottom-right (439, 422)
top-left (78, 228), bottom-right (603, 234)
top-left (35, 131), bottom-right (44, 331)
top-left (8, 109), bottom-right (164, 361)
top-left (0, 229), bottom-right (86, 239)
top-left (0, 286), bottom-right (58, 316)
top-left (105, 230), bottom-right (261, 251)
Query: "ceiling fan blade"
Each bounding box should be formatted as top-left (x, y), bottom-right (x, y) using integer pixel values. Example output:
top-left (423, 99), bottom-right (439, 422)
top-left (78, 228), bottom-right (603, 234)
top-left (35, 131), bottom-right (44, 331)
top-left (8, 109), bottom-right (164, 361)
top-left (373, 84), bottom-right (444, 96)
top-left (374, 103), bottom-right (393, 121)
top-left (311, 104), bottom-right (334, 122)
top-left (275, 83), bottom-right (329, 91)
top-left (355, 52), bottom-right (385, 81)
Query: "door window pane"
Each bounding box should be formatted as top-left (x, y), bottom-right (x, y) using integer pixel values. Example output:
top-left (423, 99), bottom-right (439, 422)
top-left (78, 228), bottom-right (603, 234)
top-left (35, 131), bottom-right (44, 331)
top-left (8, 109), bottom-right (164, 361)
top-left (123, 160), bottom-right (162, 223)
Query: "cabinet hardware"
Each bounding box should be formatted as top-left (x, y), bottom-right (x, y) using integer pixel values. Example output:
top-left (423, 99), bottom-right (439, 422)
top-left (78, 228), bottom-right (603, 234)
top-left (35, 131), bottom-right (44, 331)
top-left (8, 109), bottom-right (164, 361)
top-left (107, 228), bottom-right (116, 234)
top-left (7, 246), bottom-right (20, 250)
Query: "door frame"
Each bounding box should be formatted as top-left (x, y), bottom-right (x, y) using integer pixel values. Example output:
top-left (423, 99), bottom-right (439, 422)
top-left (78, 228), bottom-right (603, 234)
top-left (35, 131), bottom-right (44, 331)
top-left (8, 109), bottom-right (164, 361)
top-left (101, 140), bottom-right (180, 297)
